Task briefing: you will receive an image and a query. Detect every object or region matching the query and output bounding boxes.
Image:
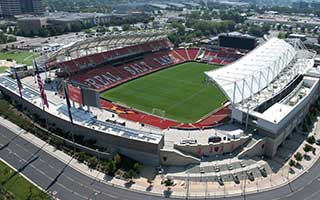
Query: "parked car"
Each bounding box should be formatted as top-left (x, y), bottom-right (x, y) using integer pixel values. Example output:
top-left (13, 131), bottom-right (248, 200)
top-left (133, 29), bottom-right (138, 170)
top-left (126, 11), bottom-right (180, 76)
top-left (259, 167), bottom-right (268, 177)
top-left (247, 171), bottom-right (255, 181)
top-left (233, 174), bottom-right (240, 184)
top-left (217, 176), bottom-right (224, 185)
top-left (316, 139), bottom-right (320, 145)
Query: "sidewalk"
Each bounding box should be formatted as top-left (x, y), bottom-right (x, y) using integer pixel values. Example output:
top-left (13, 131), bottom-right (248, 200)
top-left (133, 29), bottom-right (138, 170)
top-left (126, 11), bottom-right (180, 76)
top-left (0, 115), bottom-right (319, 199)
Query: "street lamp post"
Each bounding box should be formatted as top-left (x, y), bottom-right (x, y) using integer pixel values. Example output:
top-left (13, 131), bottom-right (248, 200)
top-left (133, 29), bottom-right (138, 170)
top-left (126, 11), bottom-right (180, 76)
top-left (186, 171), bottom-right (190, 200)
top-left (205, 177), bottom-right (208, 199)
top-left (243, 171), bottom-right (247, 200)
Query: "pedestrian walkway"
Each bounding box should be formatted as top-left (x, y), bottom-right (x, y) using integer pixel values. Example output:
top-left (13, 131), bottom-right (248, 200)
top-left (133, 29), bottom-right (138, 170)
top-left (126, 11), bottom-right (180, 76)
top-left (0, 115), bottom-right (319, 199)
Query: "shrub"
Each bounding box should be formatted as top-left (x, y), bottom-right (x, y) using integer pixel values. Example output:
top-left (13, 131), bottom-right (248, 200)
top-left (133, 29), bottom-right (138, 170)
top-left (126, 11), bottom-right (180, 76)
top-left (123, 169), bottom-right (137, 181)
top-left (88, 157), bottom-right (98, 169)
top-left (307, 136), bottom-right (316, 144)
top-left (163, 178), bottom-right (174, 187)
top-left (289, 159), bottom-right (296, 167)
top-left (133, 162), bottom-right (142, 173)
top-left (77, 152), bottom-right (88, 163)
top-left (103, 161), bottom-right (116, 175)
top-left (303, 144), bottom-right (313, 153)
top-left (294, 152), bottom-right (303, 161)
top-left (114, 154), bottom-right (121, 166)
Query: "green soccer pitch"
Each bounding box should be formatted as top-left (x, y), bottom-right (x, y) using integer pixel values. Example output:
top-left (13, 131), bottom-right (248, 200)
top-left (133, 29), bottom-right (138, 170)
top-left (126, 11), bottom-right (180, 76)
top-left (101, 62), bottom-right (227, 123)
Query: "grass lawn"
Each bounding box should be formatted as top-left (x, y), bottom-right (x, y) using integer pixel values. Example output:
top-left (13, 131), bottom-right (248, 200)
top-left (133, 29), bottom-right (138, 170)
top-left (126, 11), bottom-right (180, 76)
top-left (101, 62), bottom-right (227, 123)
top-left (0, 51), bottom-right (37, 66)
top-left (0, 66), bottom-right (8, 73)
top-left (0, 160), bottom-right (50, 200)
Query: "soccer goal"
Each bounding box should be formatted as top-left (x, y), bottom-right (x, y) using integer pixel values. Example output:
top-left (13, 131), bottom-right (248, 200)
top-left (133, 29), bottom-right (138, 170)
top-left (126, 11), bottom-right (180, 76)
top-left (152, 108), bottom-right (166, 118)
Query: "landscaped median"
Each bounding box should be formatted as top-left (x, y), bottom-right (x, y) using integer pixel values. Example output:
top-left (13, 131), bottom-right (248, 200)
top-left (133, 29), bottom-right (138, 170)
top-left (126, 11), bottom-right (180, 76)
top-left (0, 160), bottom-right (50, 200)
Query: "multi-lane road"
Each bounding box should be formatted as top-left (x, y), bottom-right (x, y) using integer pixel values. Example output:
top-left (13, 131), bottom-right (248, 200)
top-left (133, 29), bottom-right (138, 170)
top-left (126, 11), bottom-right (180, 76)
top-left (0, 123), bottom-right (319, 200)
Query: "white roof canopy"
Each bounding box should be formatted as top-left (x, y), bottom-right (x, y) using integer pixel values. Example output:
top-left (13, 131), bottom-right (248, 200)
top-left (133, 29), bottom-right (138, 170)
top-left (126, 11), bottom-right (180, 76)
top-left (205, 38), bottom-right (297, 104)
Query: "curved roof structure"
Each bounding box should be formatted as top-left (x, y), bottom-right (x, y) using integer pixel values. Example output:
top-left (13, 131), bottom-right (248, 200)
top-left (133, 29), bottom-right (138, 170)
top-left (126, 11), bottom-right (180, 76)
top-left (205, 38), bottom-right (297, 104)
top-left (47, 30), bottom-right (172, 63)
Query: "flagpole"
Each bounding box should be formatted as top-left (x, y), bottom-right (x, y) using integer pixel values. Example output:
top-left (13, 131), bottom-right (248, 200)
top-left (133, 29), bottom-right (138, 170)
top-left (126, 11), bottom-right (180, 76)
top-left (64, 81), bottom-right (76, 156)
top-left (14, 68), bottom-right (23, 99)
top-left (32, 57), bottom-right (37, 84)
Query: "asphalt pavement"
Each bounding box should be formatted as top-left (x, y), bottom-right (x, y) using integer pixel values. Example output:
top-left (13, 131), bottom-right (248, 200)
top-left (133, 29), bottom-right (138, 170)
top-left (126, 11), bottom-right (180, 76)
top-left (0, 124), bottom-right (320, 200)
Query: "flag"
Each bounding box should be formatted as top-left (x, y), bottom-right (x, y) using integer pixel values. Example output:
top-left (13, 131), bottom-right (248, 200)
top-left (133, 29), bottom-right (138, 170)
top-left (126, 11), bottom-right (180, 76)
top-left (14, 69), bottom-right (23, 98)
top-left (34, 61), bottom-right (49, 108)
top-left (64, 83), bottom-right (73, 124)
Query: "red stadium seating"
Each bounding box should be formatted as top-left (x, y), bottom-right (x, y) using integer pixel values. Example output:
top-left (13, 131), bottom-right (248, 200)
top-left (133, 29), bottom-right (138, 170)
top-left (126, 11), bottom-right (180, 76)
top-left (202, 49), bottom-right (242, 65)
top-left (100, 99), bottom-right (230, 130)
top-left (70, 49), bottom-right (185, 92)
top-left (186, 48), bottom-right (200, 60)
top-left (53, 39), bottom-right (173, 75)
top-left (174, 49), bottom-right (189, 60)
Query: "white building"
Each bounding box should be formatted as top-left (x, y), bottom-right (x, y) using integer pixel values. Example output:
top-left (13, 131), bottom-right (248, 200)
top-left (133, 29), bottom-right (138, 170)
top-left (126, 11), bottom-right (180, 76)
top-left (206, 38), bottom-right (318, 157)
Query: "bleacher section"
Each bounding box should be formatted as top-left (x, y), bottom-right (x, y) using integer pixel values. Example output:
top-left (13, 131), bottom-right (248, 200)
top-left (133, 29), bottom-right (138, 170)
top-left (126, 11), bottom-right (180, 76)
top-left (70, 50), bottom-right (184, 92)
top-left (202, 48), bottom-right (243, 65)
top-left (54, 39), bottom-right (173, 77)
top-left (100, 99), bottom-right (230, 130)
top-left (67, 47), bottom-right (202, 92)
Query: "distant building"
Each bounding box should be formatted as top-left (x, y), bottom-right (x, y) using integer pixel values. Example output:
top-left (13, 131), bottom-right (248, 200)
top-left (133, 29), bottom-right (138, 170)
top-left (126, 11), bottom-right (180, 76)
top-left (0, 0), bottom-right (22, 17)
top-left (292, 1), bottom-right (309, 9)
top-left (17, 12), bottom-right (114, 35)
top-left (20, 0), bottom-right (44, 15)
top-left (0, 0), bottom-right (44, 17)
top-left (310, 1), bottom-right (320, 9)
top-left (17, 17), bottom-right (47, 35)
top-left (218, 32), bottom-right (257, 50)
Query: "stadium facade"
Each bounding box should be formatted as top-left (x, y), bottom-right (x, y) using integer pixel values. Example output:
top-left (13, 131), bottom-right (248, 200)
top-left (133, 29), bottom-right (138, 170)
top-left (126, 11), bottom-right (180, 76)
top-left (206, 38), bottom-right (318, 158)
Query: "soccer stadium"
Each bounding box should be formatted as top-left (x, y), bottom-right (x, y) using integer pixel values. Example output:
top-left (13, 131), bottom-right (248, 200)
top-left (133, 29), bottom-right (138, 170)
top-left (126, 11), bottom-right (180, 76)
top-left (0, 30), bottom-right (319, 174)
top-left (45, 31), bottom-right (241, 129)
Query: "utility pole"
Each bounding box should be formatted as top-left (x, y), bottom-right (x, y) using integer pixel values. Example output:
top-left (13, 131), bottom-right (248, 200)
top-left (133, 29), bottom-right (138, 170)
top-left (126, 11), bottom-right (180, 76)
top-left (186, 171), bottom-right (190, 200)
top-left (243, 171), bottom-right (247, 200)
top-left (205, 178), bottom-right (208, 199)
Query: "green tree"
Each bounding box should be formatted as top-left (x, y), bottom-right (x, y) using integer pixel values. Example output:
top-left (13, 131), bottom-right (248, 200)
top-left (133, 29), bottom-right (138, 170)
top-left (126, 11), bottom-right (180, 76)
top-left (307, 136), bottom-right (316, 144)
top-left (278, 32), bottom-right (286, 39)
top-left (122, 24), bottom-right (131, 31)
top-left (104, 161), bottom-right (116, 175)
top-left (303, 144), bottom-right (313, 153)
top-left (114, 154), bottom-right (121, 165)
top-left (77, 152), bottom-right (87, 163)
top-left (163, 178), bottom-right (174, 187)
top-left (171, 22), bottom-right (185, 35)
top-left (289, 159), bottom-right (296, 167)
top-left (124, 169), bottom-right (136, 183)
top-left (294, 152), bottom-right (303, 162)
top-left (88, 156), bottom-right (98, 169)
top-left (133, 162), bottom-right (142, 173)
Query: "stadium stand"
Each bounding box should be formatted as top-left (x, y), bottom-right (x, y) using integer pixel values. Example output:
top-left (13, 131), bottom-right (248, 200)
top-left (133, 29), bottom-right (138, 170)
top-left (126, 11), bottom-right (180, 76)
top-left (70, 49), bottom-right (185, 92)
top-left (174, 48), bottom-right (189, 61)
top-left (100, 99), bottom-right (230, 130)
top-left (186, 48), bottom-right (200, 60)
top-left (202, 49), bottom-right (243, 65)
top-left (54, 39), bottom-right (173, 77)
top-left (54, 38), bottom-right (241, 129)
